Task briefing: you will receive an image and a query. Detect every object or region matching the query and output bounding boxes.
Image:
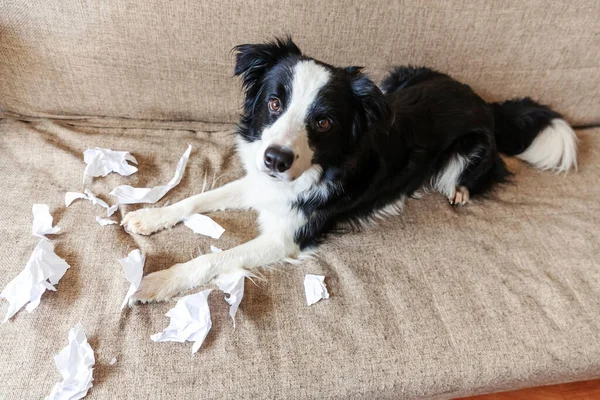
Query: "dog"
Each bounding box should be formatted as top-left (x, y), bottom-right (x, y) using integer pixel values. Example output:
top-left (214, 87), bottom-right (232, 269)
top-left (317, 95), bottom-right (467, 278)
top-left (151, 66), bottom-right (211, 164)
top-left (122, 37), bottom-right (577, 304)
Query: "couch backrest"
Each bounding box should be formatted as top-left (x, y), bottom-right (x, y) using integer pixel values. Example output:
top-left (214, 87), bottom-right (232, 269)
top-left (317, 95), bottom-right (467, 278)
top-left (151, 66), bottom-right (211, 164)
top-left (1, 1), bottom-right (598, 126)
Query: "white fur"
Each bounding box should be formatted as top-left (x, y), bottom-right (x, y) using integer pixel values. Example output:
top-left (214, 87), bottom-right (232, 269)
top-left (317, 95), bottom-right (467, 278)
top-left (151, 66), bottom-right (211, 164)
top-left (431, 154), bottom-right (469, 199)
top-left (256, 60), bottom-right (331, 181)
top-left (516, 118), bottom-right (578, 172)
top-left (123, 133), bottom-right (331, 303)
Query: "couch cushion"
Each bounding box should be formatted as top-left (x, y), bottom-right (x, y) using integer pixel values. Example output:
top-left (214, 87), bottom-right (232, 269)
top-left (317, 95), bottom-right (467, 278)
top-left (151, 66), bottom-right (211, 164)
top-left (0, 1), bottom-right (599, 126)
top-left (0, 118), bottom-right (599, 399)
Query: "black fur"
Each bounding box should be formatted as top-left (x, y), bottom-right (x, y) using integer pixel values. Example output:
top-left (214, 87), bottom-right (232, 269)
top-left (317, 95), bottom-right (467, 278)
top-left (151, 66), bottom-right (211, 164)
top-left (234, 40), bottom-right (565, 250)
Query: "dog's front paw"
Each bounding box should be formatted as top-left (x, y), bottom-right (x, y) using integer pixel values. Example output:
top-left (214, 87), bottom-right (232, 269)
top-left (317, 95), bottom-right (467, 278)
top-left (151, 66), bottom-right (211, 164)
top-left (129, 268), bottom-right (183, 304)
top-left (122, 207), bottom-right (181, 235)
top-left (448, 185), bottom-right (470, 206)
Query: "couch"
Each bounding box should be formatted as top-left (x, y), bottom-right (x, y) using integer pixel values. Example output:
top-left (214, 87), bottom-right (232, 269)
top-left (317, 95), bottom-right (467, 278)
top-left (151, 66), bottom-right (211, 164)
top-left (1, 1), bottom-right (599, 398)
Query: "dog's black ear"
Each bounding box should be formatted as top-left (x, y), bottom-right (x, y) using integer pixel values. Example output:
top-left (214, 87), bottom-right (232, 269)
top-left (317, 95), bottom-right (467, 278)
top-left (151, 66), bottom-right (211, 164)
top-left (345, 67), bottom-right (392, 136)
top-left (233, 37), bottom-right (302, 92)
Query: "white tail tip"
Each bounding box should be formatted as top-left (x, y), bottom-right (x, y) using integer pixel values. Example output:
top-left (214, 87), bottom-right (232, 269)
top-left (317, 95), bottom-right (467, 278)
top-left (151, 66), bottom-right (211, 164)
top-left (516, 119), bottom-right (578, 173)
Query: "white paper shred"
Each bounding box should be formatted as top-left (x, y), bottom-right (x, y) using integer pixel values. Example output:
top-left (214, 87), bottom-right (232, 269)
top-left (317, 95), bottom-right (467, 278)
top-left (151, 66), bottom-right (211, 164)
top-left (119, 249), bottom-right (145, 309)
top-left (1, 239), bottom-right (71, 322)
top-left (151, 289), bottom-right (212, 353)
top-left (45, 322), bottom-right (95, 400)
top-left (95, 216), bottom-right (117, 226)
top-left (210, 245), bottom-right (222, 253)
top-left (304, 274), bottom-right (329, 306)
top-left (83, 147), bottom-right (138, 182)
top-left (215, 270), bottom-right (247, 327)
top-left (65, 190), bottom-right (118, 217)
top-left (109, 145), bottom-right (192, 205)
top-left (183, 214), bottom-right (225, 239)
top-left (32, 204), bottom-right (61, 238)
top-left (109, 357), bottom-right (117, 365)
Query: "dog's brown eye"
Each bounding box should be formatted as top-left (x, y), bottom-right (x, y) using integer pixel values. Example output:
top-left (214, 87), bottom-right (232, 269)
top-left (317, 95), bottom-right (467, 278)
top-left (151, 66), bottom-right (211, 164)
top-left (316, 118), bottom-right (332, 132)
top-left (268, 98), bottom-right (281, 113)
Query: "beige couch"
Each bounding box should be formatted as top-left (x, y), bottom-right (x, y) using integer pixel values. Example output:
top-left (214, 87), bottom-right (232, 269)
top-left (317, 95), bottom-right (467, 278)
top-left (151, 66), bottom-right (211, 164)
top-left (1, 1), bottom-right (599, 399)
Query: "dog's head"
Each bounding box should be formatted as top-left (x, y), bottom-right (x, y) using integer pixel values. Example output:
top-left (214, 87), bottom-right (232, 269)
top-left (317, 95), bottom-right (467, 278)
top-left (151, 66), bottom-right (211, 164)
top-left (234, 37), bottom-right (390, 183)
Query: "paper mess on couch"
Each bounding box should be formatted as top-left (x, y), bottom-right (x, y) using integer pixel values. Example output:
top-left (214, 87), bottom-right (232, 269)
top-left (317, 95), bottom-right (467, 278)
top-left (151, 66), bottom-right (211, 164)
top-left (119, 249), bottom-right (145, 309)
top-left (96, 216), bottom-right (118, 226)
top-left (45, 322), bottom-right (95, 400)
top-left (32, 204), bottom-right (61, 238)
top-left (1, 239), bottom-right (71, 322)
top-left (65, 190), bottom-right (118, 217)
top-left (83, 147), bottom-right (138, 182)
top-left (110, 144), bottom-right (192, 204)
top-left (304, 274), bottom-right (330, 306)
top-left (215, 270), bottom-right (247, 328)
top-left (151, 289), bottom-right (213, 353)
top-left (183, 213), bottom-right (225, 239)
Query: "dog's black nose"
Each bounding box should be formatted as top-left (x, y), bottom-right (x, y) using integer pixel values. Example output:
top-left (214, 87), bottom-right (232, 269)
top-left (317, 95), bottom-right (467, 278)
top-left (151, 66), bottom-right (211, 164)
top-left (264, 146), bottom-right (294, 173)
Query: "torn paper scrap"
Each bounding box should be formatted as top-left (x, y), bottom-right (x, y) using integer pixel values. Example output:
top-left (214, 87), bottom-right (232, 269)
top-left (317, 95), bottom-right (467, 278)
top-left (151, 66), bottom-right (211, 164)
top-left (119, 249), bottom-right (145, 309)
top-left (110, 145), bottom-right (192, 205)
top-left (65, 192), bottom-right (87, 207)
top-left (95, 216), bottom-right (117, 226)
top-left (109, 357), bottom-right (117, 365)
top-left (151, 289), bottom-right (212, 353)
top-left (45, 322), bottom-right (95, 400)
top-left (304, 274), bottom-right (329, 306)
top-left (210, 245), bottom-right (222, 253)
top-left (215, 270), bottom-right (247, 328)
top-left (83, 147), bottom-right (138, 182)
top-left (32, 204), bottom-right (61, 238)
top-left (1, 239), bottom-right (71, 322)
top-left (65, 190), bottom-right (118, 217)
top-left (183, 214), bottom-right (225, 239)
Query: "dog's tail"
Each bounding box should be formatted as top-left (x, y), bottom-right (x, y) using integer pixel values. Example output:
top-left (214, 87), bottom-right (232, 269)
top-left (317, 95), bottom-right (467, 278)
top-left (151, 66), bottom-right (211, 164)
top-left (491, 98), bottom-right (578, 172)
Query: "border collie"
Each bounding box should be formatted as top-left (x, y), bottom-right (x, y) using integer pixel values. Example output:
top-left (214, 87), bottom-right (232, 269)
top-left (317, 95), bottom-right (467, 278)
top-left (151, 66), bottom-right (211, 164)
top-left (122, 38), bottom-right (577, 303)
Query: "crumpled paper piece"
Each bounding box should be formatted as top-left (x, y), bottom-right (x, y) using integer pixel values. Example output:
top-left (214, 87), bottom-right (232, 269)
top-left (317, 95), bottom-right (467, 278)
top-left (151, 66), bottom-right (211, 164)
top-left (32, 204), bottom-right (61, 238)
top-left (95, 216), bottom-right (117, 226)
top-left (151, 289), bottom-right (212, 353)
top-left (110, 145), bottom-right (192, 205)
top-left (65, 190), bottom-right (118, 217)
top-left (1, 239), bottom-right (71, 322)
top-left (210, 245), bottom-right (222, 253)
top-left (304, 274), bottom-right (329, 306)
top-left (45, 322), bottom-right (95, 400)
top-left (119, 249), bottom-right (145, 309)
top-left (183, 213), bottom-right (225, 239)
top-left (83, 147), bottom-right (138, 182)
top-left (215, 270), bottom-right (247, 328)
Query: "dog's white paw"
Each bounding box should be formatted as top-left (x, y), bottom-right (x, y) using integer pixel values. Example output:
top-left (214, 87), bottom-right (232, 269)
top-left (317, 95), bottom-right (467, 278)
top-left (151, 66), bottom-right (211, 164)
top-left (448, 185), bottom-right (470, 206)
top-left (129, 268), bottom-right (183, 304)
top-left (121, 207), bottom-right (181, 235)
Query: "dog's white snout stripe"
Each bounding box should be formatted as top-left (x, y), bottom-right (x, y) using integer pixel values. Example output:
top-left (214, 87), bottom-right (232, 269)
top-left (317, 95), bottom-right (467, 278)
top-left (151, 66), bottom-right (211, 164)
top-left (257, 60), bottom-right (331, 180)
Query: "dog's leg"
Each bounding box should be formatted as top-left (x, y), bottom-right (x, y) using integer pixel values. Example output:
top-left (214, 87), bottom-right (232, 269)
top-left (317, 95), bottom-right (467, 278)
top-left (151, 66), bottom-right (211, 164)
top-left (122, 177), bottom-right (248, 235)
top-left (130, 232), bottom-right (298, 303)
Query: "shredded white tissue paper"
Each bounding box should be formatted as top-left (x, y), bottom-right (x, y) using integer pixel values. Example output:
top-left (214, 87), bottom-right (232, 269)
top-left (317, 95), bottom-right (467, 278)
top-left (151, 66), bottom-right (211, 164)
top-left (215, 270), bottom-right (247, 327)
top-left (119, 249), bottom-right (145, 309)
top-left (110, 145), bottom-right (192, 205)
top-left (32, 204), bottom-right (61, 238)
top-left (65, 190), bottom-right (118, 217)
top-left (45, 322), bottom-right (95, 400)
top-left (304, 274), bottom-right (329, 306)
top-left (151, 289), bottom-right (212, 353)
top-left (210, 245), bottom-right (222, 253)
top-left (183, 214), bottom-right (225, 239)
top-left (1, 239), bottom-right (71, 322)
top-left (83, 147), bottom-right (138, 182)
top-left (95, 216), bottom-right (117, 226)
top-left (109, 357), bottom-right (117, 365)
